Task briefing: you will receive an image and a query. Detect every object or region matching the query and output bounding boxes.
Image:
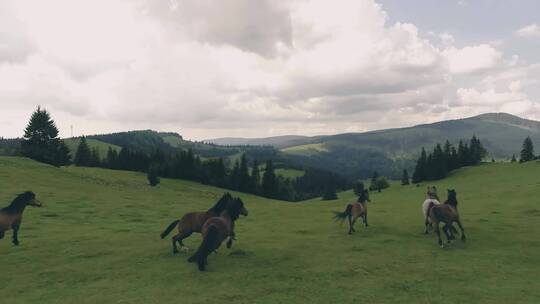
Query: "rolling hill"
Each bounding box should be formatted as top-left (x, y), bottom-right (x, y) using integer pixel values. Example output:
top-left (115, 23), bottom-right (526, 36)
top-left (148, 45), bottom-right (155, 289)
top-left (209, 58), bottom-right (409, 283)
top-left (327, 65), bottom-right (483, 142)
top-left (0, 156), bottom-right (538, 303)
top-left (207, 113), bottom-right (540, 179)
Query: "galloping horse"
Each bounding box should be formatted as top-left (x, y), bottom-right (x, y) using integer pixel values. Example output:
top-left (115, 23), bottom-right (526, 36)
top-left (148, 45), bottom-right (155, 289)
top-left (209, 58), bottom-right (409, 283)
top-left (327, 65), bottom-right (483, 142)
top-left (0, 191), bottom-right (42, 246)
top-left (427, 189), bottom-right (466, 248)
top-left (334, 189), bottom-right (370, 234)
top-left (422, 186), bottom-right (440, 233)
top-left (160, 193), bottom-right (240, 253)
top-left (188, 198), bottom-right (248, 271)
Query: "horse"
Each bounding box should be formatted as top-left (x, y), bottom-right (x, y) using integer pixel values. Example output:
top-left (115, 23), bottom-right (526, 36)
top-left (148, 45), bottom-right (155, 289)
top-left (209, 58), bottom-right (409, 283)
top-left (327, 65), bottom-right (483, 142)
top-left (422, 186), bottom-right (440, 233)
top-left (427, 189), bottom-right (466, 248)
top-left (160, 193), bottom-right (239, 254)
top-left (334, 189), bottom-right (370, 234)
top-left (188, 198), bottom-right (248, 271)
top-left (0, 191), bottom-right (42, 246)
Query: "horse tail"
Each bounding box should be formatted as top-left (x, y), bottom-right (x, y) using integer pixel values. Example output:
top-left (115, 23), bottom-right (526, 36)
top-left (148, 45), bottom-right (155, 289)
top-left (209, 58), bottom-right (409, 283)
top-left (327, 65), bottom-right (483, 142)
top-left (160, 220), bottom-right (180, 239)
top-left (334, 204), bottom-right (353, 221)
top-left (188, 225), bottom-right (219, 271)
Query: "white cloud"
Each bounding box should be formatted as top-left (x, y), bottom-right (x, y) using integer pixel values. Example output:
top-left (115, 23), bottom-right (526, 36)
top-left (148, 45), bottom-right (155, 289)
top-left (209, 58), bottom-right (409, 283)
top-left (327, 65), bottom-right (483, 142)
top-left (516, 23), bottom-right (540, 38)
top-left (0, 0), bottom-right (539, 139)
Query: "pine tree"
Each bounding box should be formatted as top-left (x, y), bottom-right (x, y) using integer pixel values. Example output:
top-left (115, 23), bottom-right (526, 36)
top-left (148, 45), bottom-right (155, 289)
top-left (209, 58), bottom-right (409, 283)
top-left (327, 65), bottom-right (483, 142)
top-left (369, 171), bottom-right (379, 191)
top-left (375, 176), bottom-right (390, 192)
top-left (519, 136), bottom-right (535, 163)
top-left (106, 147), bottom-right (118, 169)
top-left (231, 159), bottom-right (241, 190)
top-left (238, 154), bottom-right (250, 192)
top-left (353, 181), bottom-right (365, 196)
top-left (511, 154), bottom-right (517, 163)
top-left (412, 148), bottom-right (427, 183)
top-left (401, 169), bottom-right (410, 185)
top-left (89, 147), bottom-right (101, 167)
top-left (250, 159), bottom-right (261, 194)
top-left (20, 106), bottom-right (67, 166)
top-left (261, 160), bottom-right (278, 198)
top-left (431, 144), bottom-right (447, 179)
top-left (147, 162), bottom-right (160, 186)
top-left (55, 140), bottom-right (71, 166)
top-left (469, 135), bottom-right (486, 165)
top-left (74, 137), bottom-right (91, 166)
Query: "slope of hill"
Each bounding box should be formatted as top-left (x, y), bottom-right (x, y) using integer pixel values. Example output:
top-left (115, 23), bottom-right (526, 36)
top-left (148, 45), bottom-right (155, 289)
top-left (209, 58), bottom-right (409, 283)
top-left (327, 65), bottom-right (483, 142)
top-left (1, 156), bottom-right (538, 303)
top-left (205, 135), bottom-right (312, 148)
top-left (63, 138), bottom-right (121, 159)
top-left (206, 113), bottom-right (540, 179)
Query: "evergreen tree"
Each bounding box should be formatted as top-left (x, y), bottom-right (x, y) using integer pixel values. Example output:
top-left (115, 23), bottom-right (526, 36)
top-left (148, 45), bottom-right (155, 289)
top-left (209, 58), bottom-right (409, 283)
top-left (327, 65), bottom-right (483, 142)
top-left (369, 171), bottom-right (379, 191)
top-left (147, 162), bottom-right (160, 186)
top-left (353, 181), bottom-right (365, 196)
top-left (231, 159), bottom-right (241, 190)
top-left (20, 106), bottom-right (67, 166)
top-left (238, 154), bottom-right (250, 192)
top-left (55, 140), bottom-right (71, 166)
top-left (431, 144), bottom-right (447, 180)
top-left (89, 147), bottom-right (101, 167)
top-left (250, 159), bottom-right (261, 194)
top-left (511, 154), bottom-right (517, 163)
top-left (374, 176), bottom-right (390, 192)
top-left (106, 147), bottom-right (118, 169)
top-left (412, 148), bottom-right (427, 183)
top-left (261, 160), bottom-right (278, 198)
top-left (401, 169), bottom-right (410, 185)
top-left (322, 187), bottom-right (338, 200)
top-left (469, 135), bottom-right (486, 165)
top-left (74, 137), bottom-right (91, 166)
top-left (519, 136), bottom-right (535, 163)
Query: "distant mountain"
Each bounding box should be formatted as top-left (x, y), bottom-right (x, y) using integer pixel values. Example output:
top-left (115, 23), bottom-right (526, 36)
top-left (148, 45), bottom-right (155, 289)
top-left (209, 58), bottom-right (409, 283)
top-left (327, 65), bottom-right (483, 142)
top-left (206, 113), bottom-right (540, 179)
top-left (204, 135), bottom-right (311, 148)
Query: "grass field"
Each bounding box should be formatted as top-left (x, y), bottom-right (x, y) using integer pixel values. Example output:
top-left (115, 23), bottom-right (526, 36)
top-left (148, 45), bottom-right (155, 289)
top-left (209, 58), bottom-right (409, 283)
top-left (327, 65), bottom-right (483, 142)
top-left (281, 143), bottom-right (328, 156)
top-left (0, 156), bottom-right (539, 303)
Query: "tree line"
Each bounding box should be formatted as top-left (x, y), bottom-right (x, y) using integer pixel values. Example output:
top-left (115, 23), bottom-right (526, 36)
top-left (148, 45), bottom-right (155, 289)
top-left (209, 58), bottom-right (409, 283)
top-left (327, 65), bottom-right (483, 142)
top-left (411, 136), bottom-right (487, 183)
top-left (16, 107), bottom-right (349, 202)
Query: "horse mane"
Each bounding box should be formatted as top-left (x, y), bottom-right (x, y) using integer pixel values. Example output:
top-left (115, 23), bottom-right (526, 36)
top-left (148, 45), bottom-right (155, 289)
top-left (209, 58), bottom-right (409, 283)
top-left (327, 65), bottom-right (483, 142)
top-left (208, 192), bottom-right (232, 214)
top-left (2, 191), bottom-right (35, 213)
top-left (226, 198), bottom-right (244, 221)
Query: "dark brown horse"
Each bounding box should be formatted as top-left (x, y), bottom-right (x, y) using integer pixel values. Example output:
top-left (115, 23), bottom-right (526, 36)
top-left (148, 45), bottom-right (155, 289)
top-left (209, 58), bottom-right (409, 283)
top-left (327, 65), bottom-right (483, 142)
top-left (0, 191), bottom-right (42, 246)
top-left (334, 189), bottom-right (370, 234)
top-left (188, 198), bottom-right (248, 271)
top-left (160, 193), bottom-right (239, 253)
top-left (427, 189), bottom-right (466, 248)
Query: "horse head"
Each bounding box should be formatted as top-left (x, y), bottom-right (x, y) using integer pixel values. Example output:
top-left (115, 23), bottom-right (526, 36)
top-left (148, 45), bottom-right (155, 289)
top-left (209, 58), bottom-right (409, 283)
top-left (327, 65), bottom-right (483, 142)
top-left (226, 197), bottom-right (248, 220)
top-left (358, 189), bottom-right (370, 203)
top-left (446, 189), bottom-right (458, 207)
top-left (13, 191), bottom-right (42, 208)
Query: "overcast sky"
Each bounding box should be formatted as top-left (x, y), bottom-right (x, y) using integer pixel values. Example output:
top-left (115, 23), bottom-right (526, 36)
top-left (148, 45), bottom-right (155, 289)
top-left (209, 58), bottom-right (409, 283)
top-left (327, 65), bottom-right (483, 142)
top-left (1, 0), bottom-right (539, 140)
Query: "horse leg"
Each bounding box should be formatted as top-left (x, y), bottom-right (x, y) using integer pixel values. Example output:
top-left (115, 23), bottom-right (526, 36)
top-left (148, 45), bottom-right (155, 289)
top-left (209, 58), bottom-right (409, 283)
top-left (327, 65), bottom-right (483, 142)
top-left (442, 224), bottom-right (453, 243)
top-left (227, 222), bottom-right (236, 249)
top-left (424, 218), bottom-right (430, 234)
top-left (363, 213), bottom-right (368, 227)
top-left (434, 222), bottom-right (443, 248)
top-left (348, 214), bottom-right (353, 234)
top-left (12, 224), bottom-right (20, 246)
top-left (351, 216), bottom-right (358, 233)
top-left (172, 230), bottom-right (192, 254)
top-left (456, 220), bottom-right (466, 241)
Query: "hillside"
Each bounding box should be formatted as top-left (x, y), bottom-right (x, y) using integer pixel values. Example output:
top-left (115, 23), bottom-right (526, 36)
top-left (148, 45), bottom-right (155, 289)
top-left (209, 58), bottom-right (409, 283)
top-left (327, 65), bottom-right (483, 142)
top-left (1, 156), bottom-right (538, 303)
top-left (63, 138), bottom-right (121, 159)
top-left (208, 113), bottom-right (540, 179)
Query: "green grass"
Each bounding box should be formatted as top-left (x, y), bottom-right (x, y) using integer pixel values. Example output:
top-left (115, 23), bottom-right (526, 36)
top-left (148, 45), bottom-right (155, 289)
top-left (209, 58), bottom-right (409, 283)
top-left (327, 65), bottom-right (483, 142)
top-left (64, 138), bottom-right (120, 159)
top-left (0, 156), bottom-right (539, 303)
top-left (275, 168), bottom-right (305, 179)
top-left (281, 143), bottom-right (328, 156)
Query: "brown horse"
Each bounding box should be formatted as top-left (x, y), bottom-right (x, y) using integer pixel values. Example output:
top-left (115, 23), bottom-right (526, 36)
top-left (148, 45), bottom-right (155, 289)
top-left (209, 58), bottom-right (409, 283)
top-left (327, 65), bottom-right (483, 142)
top-left (427, 189), bottom-right (466, 248)
top-left (334, 189), bottom-right (370, 234)
top-left (188, 198), bottom-right (248, 271)
top-left (0, 191), bottom-right (42, 246)
top-left (160, 193), bottom-right (239, 253)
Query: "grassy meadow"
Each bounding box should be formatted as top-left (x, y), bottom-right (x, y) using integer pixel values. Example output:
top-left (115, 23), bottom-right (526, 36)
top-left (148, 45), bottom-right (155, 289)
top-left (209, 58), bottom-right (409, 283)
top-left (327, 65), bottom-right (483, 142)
top-left (0, 156), bottom-right (539, 303)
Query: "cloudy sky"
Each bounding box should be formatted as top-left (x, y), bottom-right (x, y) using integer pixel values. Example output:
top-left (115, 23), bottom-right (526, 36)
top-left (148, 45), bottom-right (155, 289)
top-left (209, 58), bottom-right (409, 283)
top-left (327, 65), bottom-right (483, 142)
top-left (1, 0), bottom-right (540, 140)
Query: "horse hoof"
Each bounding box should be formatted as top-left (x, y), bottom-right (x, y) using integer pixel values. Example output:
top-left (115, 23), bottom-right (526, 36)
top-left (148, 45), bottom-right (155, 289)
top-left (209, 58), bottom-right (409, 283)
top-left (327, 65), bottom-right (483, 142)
top-left (180, 247), bottom-right (190, 252)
